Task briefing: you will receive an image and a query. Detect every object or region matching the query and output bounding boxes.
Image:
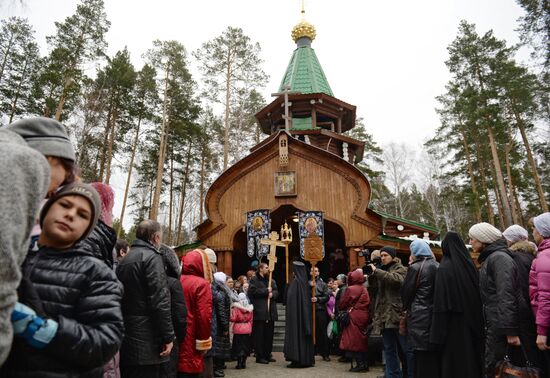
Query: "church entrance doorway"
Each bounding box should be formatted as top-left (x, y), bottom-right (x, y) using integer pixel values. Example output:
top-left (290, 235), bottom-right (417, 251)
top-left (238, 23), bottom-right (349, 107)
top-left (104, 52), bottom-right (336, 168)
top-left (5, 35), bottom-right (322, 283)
top-left (231, 205), bottom-right (347, 298)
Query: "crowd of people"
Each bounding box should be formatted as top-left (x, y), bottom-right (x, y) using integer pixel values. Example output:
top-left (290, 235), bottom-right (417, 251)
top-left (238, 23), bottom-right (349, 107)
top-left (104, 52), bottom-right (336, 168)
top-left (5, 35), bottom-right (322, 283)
top-left (1, 116), bottom-right (550, 378)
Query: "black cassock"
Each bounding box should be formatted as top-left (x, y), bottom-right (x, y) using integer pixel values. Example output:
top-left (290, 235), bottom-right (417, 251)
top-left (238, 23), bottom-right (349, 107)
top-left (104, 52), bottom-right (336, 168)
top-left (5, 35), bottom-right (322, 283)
top-left (430, 232), bottom-right (484, 378)
top-left (284, 261), bottom-right (315, 367)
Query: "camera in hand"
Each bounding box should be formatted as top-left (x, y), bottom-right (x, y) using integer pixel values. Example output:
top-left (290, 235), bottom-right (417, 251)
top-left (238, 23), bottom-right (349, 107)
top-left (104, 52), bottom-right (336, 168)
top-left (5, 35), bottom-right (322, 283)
top-left (358, 248), bottom-right (381, 275)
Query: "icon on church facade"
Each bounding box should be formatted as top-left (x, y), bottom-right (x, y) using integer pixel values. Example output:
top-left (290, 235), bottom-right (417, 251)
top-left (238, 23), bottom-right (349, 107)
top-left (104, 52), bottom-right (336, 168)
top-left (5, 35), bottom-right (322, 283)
top-left (274, 171), bottom-right (297, 197)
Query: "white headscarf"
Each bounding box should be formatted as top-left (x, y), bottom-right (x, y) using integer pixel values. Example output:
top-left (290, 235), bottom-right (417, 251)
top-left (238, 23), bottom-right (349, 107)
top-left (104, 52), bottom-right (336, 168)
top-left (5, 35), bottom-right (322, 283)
top-left (213, 271), bottom-right (226, 284)
top-left (503, 225), bottom-right (529, 243)
top-left (534, 213), bottom-right (550, 238)
top-left (238, 292), bottom-right (249, 306)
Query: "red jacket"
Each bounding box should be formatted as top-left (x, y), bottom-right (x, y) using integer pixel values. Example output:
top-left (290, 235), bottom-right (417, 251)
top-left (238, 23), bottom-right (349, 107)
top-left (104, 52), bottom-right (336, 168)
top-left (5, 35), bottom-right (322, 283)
top-left (530, 238), bottom-right (550, 335)
top-left (178, 250), bottom-right (213, 373)
top-left (230, 303), bottom-right (253, 335)
top-left (339, 269), bottom-right (370, 353)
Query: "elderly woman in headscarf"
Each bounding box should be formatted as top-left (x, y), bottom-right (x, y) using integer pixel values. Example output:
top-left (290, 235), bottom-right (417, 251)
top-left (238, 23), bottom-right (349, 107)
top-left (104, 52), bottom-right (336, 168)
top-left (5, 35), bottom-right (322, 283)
top-left (529, 212), bottom-right (550, 374)
top-left (230, 293), bottom-right (253, 369)
top-left (503, 225), bottom-right (543, 371)
top-left (401, 239), bottom-right (439, 378)
top-left (469, 222), bottom-right (521, 378)
top-left (212, 272), bottom-right (232, 376)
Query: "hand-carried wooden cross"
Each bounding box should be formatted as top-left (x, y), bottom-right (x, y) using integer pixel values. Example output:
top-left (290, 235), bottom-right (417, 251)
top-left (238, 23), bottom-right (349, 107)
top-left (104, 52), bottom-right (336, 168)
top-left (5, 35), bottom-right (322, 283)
top-left (260, 231), bottom-right (285, 312)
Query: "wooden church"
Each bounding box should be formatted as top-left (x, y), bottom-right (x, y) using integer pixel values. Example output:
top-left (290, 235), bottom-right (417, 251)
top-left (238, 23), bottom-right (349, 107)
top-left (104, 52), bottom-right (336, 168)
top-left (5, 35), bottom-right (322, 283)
top-left (193, 13), bottom-right (438, 283)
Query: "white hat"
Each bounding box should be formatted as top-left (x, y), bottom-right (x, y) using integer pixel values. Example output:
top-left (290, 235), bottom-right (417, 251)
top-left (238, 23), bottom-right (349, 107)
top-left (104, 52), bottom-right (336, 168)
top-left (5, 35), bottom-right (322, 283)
top-left (213, 271), bottom-right (226, 284)
top-left (204, 248), bottom-right (217, 264)
top-left (502, 225), bottom-right (528, 243)
top-left (534, 213), bottom-right (550, 238)
top-left (469, 222), bottom-right (502, 244)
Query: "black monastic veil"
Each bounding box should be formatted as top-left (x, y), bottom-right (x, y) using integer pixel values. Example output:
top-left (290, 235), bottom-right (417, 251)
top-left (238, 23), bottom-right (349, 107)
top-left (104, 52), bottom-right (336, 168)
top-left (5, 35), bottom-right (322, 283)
top-left (283, 261), bottom-right (315, 367)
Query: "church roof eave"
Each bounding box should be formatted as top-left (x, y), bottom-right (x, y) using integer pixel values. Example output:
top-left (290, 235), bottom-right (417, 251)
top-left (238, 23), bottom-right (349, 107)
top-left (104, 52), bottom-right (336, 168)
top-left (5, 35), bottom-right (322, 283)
top-left (197, 130), bottom-right (379, 241)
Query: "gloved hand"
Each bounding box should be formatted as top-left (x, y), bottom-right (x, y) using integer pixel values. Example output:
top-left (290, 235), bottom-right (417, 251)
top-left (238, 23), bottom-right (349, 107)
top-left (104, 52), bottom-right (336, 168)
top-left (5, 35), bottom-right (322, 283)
top-left (11, 302), bottom-right (58, 349)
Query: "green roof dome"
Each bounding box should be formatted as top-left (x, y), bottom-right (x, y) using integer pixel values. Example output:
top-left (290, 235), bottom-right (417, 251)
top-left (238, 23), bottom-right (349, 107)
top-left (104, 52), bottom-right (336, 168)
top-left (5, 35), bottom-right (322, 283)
top-left (278, 36), bottom-right (333, 96)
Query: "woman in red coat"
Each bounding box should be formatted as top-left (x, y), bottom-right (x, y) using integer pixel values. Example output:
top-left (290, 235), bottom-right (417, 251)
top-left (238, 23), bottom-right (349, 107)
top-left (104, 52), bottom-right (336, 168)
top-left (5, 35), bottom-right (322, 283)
top-left (178, 249), bottom-right (213, 377)
top-left (339, 268), bottom-right (370, 373)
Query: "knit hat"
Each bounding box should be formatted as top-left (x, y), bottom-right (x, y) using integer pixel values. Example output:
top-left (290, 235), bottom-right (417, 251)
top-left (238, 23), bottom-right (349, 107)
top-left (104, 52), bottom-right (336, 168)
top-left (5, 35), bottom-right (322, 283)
top-left (90, 182), bottom-right (114, 226)
top-left (502, 225), bottom-right (529, 243)
top-left (468, 222), bottom-right (502, 244)
top-left (410, 239), bottom-right (432, 257)
top-left (7, 117), bottom-right (75, 162)
top-left (380, 246), bottom-right (397, 258)
top-left (534, 213), bottom-right (550, 238)
top-left (204, 248), bottom-right (217, 264)
top-left (40, 182), bottom-right (101, 243)
top-left (238, 292), bottom-right (250, 306)
top-left (214, 271), bottom-right (226, 284)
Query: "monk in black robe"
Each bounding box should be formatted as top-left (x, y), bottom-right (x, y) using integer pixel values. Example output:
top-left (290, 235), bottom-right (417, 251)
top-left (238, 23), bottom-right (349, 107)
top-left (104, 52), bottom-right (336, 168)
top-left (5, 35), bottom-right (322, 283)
top-left (430, 232), bottom-right (483, 378)
top-left (284, 261), bottom-right (314, 368)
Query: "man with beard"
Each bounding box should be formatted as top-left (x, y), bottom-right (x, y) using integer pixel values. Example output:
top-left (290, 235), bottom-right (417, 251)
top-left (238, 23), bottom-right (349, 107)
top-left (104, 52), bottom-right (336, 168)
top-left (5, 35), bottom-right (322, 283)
top-left (284, 261), bottom-right (315, 368)
top-left (248, 262), bottom-right (278, 364)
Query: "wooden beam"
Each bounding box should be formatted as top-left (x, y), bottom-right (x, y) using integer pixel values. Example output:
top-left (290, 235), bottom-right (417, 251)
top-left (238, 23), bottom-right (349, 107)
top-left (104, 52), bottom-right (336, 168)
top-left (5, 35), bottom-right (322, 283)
top-left (224, 251), bottom-right (232, 277)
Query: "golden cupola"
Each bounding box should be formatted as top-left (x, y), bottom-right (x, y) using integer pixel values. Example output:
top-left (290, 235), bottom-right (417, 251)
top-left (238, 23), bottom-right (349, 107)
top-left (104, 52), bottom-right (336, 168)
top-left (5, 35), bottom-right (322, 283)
top-left (291, 10), bottom-right (316, 42)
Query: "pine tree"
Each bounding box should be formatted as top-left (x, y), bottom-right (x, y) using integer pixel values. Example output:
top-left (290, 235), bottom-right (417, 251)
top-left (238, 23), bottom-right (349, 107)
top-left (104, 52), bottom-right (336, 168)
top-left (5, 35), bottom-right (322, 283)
top-left (145, 40), bottom-right (199, 221)
top-left (446, 21), bottom-right (517, 227)
top-left (0, 17), bottom-right (42, 123)
top-left (95, 48), bottom-right (136, 184)
top-left (118, 64), bottom-right (159, 236)
top-left (42, 0), bottom-right (110, 120)
top-left (194, 26), bottom-right (268, 170)
top-left (344, 117), bottom-right (383, 178)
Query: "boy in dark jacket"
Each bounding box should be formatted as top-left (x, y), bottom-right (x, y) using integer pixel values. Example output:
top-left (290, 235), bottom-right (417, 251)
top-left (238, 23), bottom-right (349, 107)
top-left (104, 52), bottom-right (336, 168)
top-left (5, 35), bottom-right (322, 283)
top-left (2, 183), bottom-right (124, 378)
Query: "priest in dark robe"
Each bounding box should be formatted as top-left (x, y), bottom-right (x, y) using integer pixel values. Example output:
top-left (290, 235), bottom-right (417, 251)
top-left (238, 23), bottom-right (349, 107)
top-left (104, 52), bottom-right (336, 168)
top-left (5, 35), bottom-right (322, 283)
top-left (429, 232), bottom-right (483, 378)
top-left (284, 261), bottom-right (315, 368)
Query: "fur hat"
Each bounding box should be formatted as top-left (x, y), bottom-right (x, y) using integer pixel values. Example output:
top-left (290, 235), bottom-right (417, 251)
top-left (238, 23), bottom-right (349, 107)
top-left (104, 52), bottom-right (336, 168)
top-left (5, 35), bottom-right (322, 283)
top-left (40, 182), bottom-right (101, 243)
top-left (534, 213), bottom-right (550, 238)
top-left (204, 248), bottom-right (217, 264)
top-left (468, 222), bottom-right (502, 244)
top-left (7, 117), bottom-right (75, 162)
top-left (503, 225), bottom-right (529, 243)
top-left (380, 246), bottom-right (397, 258)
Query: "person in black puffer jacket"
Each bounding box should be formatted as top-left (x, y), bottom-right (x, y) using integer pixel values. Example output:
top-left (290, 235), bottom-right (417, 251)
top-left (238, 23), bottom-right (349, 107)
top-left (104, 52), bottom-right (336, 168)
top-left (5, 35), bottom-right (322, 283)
top-left (1, 183), bottom-right (124, 378)
top-left (79, 219), bottom-right (117, 268)
top-left (401, 239), bottom-right (439, 378)
top-left (503, 225), bottom-right (544, 372)
top-left (116, 221), bottom-right (175, 378)
top-left (212, 272), bottom-right (231, 377)
top-left (159, 244), bottom-right (187, 378)
top-left (78, 182), bottom-right (118, 270)
top-left (78, 182), bottom-right (121, 378)
top-left (469, 223), bottom-right (521, 378)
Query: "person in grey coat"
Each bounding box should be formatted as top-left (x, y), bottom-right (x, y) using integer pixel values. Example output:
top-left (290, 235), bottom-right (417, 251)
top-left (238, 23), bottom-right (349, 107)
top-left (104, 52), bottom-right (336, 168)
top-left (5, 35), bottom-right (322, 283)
top-left (0, 129), bottom-right (50, 366)
top-left (401, 239), bottom-right (439, 378)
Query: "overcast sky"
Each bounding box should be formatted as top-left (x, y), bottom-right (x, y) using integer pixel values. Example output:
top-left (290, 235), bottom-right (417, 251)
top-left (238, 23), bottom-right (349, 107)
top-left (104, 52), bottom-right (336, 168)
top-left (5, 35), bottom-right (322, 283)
top-left (1, 1), bottom-right (530, 230)
top-left (2, 0), bottom-right (529, 148)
